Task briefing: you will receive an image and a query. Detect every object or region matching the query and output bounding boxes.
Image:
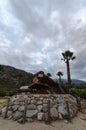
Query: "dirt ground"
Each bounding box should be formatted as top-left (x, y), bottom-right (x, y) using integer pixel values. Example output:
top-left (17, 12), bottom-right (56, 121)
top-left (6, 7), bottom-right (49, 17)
top-left (0, 111), bottom-right (86, 130)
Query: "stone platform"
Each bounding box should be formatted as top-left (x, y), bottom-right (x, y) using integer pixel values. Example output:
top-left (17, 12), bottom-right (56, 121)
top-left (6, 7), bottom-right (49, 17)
top-left (0, 94), bottom-right (79, 123)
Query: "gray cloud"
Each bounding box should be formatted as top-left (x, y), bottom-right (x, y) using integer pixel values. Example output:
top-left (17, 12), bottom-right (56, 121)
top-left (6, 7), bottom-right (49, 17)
top-left (0, 0), bottom-right (86, 81)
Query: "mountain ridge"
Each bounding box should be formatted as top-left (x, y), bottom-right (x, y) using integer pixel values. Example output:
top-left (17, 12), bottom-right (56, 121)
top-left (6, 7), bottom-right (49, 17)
top-left (0, 64), bottom-right (33, 88)
top-left (54, 78), bottom-right (86, 85)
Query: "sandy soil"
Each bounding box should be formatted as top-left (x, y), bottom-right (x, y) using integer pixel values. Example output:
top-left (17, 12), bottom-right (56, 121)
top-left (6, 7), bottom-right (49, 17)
top-left (0, 112), bottom-right (86, 130)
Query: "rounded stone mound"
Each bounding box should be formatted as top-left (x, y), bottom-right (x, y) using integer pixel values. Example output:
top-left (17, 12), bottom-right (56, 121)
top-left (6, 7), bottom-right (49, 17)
top-left (0, 94), bottom-right (79, 123)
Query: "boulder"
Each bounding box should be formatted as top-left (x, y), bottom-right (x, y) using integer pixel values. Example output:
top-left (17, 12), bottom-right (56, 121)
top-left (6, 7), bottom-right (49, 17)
top-left (27, 118), bottom-right (33, 122)
top-left (12, 105), bottom-right (19, 112)
top-left (50, 108), bottom-right (59, 120)
top-left (58, 105), bottom-right (68, 116)
top-left (27, 104), bottom-right (37, 110)
top-left (13, 111), bottom-right (22, 120)
top-left (37, 100), bottom-right (43, 105)
top-left (18, 106), bottom-right (25, 112)
top-left (1, 107), bottom-right (6, 113)
top-left (37, 105), bottom-right (43, 112)
top-left (26, 110), bottom-right (38, 118)
top-left (37, 112), bottom-right (44, 121)
top-left (7, 111), bottom-right (13, 118)
top-left (42, 104), bottom-right (48, 112)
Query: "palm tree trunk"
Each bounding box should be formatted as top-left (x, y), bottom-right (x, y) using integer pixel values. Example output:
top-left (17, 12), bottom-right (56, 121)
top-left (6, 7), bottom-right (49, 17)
top-left (66, 60), bottom-right (71, 92)
top-left (59, 76), bottom-right (61, 84)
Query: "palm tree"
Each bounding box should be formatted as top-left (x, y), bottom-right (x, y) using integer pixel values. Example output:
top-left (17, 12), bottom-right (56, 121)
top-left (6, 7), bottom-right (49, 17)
top-left (56, 71), bottom-right (65, 94)
top-left (61, 50), bottom-right (76, 92)
top-left (47, 73), bottom-right (52, 77)
top-left (56, 71), bottom-right (63, 84)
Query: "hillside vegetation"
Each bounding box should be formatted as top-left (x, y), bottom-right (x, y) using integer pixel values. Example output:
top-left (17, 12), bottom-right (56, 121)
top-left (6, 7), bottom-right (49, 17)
top-left (0, 65), bottom-right (33, 88)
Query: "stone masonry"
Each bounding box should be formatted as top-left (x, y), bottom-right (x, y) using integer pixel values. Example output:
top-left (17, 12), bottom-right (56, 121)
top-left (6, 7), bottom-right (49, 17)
top-left (0, 94), bottom-right (79, 123)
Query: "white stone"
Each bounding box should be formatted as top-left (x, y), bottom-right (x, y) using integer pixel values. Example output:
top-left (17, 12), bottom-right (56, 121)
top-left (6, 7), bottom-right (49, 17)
top-left (18, 106), bottom-right (25, 111)
top-left (20, 86), bottom-right (29, 90)
top-left (37, 105), bottom-right (43, 112)
top-left (58, 105), bottom-right (68, 116)
top-left (37, 100), bottom-right (43, 105)
top-left (26, 110), bottom-right (38, 118)
top-left (37, 112), bottom-right (44, 121)
top-left (58, 113), bottom-right (63, 119)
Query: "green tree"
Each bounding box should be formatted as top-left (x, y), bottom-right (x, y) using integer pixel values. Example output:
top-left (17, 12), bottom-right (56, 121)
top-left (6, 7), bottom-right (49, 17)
top-left (56, 71), bottom-right (63, 84)
top-left (61, 50), bottom-right (76, 92)
top-left (47, 73), bottom-right (52, 77)
top-left (0, 65), bottom-right (4, 72)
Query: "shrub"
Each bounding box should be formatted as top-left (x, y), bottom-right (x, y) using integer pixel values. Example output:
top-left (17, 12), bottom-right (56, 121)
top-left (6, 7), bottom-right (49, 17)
top-left (70, 88), bottom-right (86, 99)
top-left (0, 88), bottom-right (19, 97)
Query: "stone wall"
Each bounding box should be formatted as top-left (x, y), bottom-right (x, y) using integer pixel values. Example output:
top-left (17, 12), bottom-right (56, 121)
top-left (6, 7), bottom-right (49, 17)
top-left (0, 94), bottom-right (78, 123)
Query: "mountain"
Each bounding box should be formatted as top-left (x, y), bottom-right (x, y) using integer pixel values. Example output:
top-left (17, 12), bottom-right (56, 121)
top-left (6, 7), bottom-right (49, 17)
top-left (0, 65), bottom-right (33, 88)
top-left (71, 79), bottom-right (86, 85)
top-left (54, 78), bottom-right (86, 85)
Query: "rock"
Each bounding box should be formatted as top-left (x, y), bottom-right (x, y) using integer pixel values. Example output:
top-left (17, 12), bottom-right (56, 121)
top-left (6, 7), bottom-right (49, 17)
top-left (37, 105), bottom-right (43, 112)
top-left (80, 115), bottom-right (86, 120)
top-left (53, 105), bottom-right (58, 109)
top-left (58, 113), bottom-right (63, 119)
top-left (11, 95), bottom-right (20, 102)
top-left (27, 98), bottom-right (31, 104)
top-left (31, 100), bottom-right (36, 104)
top-left (7, 111), bottom-right (13, 118)
top-left (18, 96), bottom-right (25, 102)
top-left (37, 112), bottom-right (44, 121)
top-left (39, 97), bottom-right (44, 101)
top-left (8, 115), bottom-right (13, 120)
top-left (51, 96), bottom-right (55, 100)
top-left (1, 107), bottom-right (6, 113)
top-left (58, 97), bottom-right (65, 103)
top-left (12, 105), bottom-right (19, 112)
top-left (49, 99), bottom-right (54, 106)
top-left (42, 104), bottom-right (48, 112)
top-left (64, 120), bottom-right (69, 123)
top-left (17, 118), bottom-right (23, 123)
top-left (26, 110), bottom-right (38, 118)
top-left (44, 112), bottom-right (49, 122)
top-left (19, 102), bottom-right (25, 105)
top-left (0, 94), bottom-right (79, 123)
top-left (58, 105), bottom-right (68, 116)
top-left (27, 118), bottom-right (33, 122)
top-left (27, 98), bottom-right (31, 101)
top-left (50, 108), bottom-right (59, 120)
top-left (27, 104), bottom-right (37, 110)
top-left (37, 100), bottom-right (43, 105)
top-left (13, 111), bottom-right (22, 120)
top-left (13, 101), bottom-right (20, 105)
top-left (69, 95), bottom-right (77, 104)
top-left (18, 106), bottom-right (25, 111)
top-left (31, 97), bottom-right (35, 100)
top-left (43, 99), bottom-right (48, 104)
top-left (54, 98), bottom-right (59, 104)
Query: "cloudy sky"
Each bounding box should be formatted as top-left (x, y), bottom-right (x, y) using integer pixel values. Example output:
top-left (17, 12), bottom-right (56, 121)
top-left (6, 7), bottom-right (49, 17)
top-left (0, 0), bottom-right (86, 81)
